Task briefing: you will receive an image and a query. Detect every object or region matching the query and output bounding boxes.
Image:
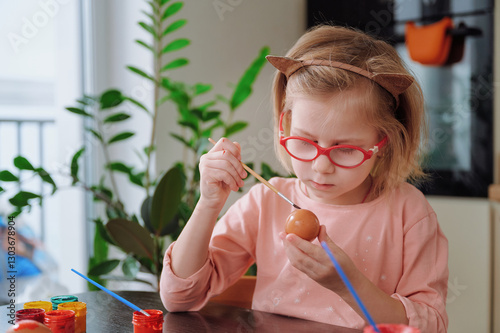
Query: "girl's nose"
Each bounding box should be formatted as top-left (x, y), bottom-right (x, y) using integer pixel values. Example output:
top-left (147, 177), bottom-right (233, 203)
top-left (312, 154), bottom-right (335, 174)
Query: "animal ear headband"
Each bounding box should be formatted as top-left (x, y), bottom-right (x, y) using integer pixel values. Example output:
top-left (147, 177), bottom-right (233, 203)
top-left (266, 55), bottom-right (414, 107)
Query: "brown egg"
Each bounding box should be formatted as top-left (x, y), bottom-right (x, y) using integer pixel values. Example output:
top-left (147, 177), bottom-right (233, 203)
top-left (285, 209), bottom-right (320, 241)
top-left (6, 320), bottom-right (53, 333)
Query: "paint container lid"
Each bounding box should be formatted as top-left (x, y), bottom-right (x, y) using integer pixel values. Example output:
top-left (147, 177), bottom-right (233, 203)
top-left (58, 301), bottom-right (87, 316)
top-left (50, 295), bottom-right (79, 310)
top-left (24, 301), bottom-right (52, 313)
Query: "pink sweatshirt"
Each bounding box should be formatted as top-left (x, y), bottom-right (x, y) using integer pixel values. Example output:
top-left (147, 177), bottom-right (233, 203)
top-left (160, 178), bottom-right (448, 332)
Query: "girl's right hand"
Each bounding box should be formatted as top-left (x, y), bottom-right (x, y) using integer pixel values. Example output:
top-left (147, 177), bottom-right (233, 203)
top-left (198, 138), bottom-right (247, 209)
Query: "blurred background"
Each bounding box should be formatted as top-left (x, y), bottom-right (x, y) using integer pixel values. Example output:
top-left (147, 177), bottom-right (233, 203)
top-left (0, 1), bottom-right (498, 332)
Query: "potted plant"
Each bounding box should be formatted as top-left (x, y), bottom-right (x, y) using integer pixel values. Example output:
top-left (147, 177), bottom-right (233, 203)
top-left (0, 0), bottom-right (271, 289)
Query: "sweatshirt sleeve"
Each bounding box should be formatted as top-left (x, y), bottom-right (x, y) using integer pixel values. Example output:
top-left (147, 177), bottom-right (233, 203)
top-left (159, 185), bottom-right (262, 312)
top-left (391, 211), bottom-right (449, 332)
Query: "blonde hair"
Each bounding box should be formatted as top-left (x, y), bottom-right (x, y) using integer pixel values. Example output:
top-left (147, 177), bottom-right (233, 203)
top-left (272, 25), bottom-right (427, 197)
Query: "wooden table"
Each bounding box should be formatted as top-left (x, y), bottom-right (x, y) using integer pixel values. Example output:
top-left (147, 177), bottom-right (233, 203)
top-left (1, 290), bottom-right (362, 332)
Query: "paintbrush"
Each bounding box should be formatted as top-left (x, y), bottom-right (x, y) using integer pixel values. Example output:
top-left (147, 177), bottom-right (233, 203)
top-left (208, 138), bottom-right (301, 209)
top-left (71, 268), bottom-right (151, 316)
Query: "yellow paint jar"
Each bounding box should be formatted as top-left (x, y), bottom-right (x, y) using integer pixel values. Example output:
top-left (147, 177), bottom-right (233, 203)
top-left (24, 301), bottom-right (52, 313)
top-left (58, 301), bottom-right (86, 333)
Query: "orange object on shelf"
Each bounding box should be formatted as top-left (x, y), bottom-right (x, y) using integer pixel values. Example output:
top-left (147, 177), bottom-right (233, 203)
top-left (405, 17), bottom-right (454, 66)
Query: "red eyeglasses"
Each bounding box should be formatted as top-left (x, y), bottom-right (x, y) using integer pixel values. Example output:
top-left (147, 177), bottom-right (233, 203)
top-left (279, 112), bottom-right (388, 168)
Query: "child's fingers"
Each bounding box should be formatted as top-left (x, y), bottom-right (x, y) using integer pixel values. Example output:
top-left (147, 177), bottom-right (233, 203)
top-left (204, 149), bottom-right (246, 185)
top-left (210, 138), bottom-right (241, 160)
top-left (209, 138), bottom-right (246, 178)
top-left (200, 151), bottom-right (245, 190)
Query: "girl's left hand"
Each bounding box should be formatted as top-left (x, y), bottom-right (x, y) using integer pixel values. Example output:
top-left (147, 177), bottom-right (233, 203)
top-left (280, 225), bottom-right (359, 294)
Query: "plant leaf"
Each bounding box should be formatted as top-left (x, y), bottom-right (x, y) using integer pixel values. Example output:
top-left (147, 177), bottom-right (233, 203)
top-left (71, 147), bottom-right (85, 184)
top-left (88, 259), bottom-right (120, 276)
top-left (203, 110), bottom-right (221, 121)
top-left (141, 196), bottom-right (153, 232)
top-left (141, 10), bottom-right (156, 25)
top-left (14, 156), bottom-right (35, 171)
top-left (93, 218), bottom-right (116, 246)
top-left (224, 121), bottom-right (248, 137)
top-left (0, 170), bottom-right (19, 182)
top-left (197, 100), bottom-right (216, 111)
top-left (124, 97), bottom-right (150, 114)
top-left (161, 38), bottom-right (190, 54)
top-left (35, 167), bottom-right (57, 194)
top-left (104, 113), bottom-right (131, 123)
top-left (86, 128), bottom-right (104, 142)
top-left (107, 162), bottom-right (132, 174)
top-left (160, 58), bottom-right (189, 71)
top-left (151, 166), bottom-right (184, 236)
top-left (108, 132), bottom-right (135, 144)
top-left (122, 256), bottom-right (140, 278)
top-left (100, 89), bottom-right (124, 109)
top-left (161, 2), bottom-right (183, 20)
top-left (178, 119), bottom-right (198, 133)
top-left (160, 0), bottom-right (171, 6)
top-left (135, 39), bottom-right (155, 53)
top-left (230, 46), bottom-right (270, 110)
top-left (9, 191), bottom-right (41, 207)
top-left (127, 66), bottom-right (155, 82)
top-left (106, 218), bottom-right (155, 259)
top-left (170, 133), bottom-right (191, 148)
top-left (193, 83), bottom-right (212, 96)
top-left (138, 21), bottom-right (157, 38)
top-left (129, 172), bottom-right (144, 187)
top-left (162, 19), bottom-right (186, 36)
top-left (66, 107), bottom-right (93, 117)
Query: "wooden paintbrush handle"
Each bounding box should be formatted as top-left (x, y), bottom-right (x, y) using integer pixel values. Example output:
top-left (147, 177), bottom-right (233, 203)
top-left (240, 162), bottom-right (280, 195)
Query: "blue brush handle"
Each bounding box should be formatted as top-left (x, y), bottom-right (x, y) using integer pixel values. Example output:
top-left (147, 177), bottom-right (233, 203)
top-left (71, 268), bottom-right (148, 315)
top-left (320, 242), bottom-right (379, 333)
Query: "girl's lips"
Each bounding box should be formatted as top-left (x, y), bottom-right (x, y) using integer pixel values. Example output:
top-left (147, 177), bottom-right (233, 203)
top-left (310, 181), bottom-right (334, 190)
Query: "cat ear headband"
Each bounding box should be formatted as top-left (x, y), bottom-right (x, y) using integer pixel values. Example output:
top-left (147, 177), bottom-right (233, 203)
top-left (266, 55), bottom-right (414, 107)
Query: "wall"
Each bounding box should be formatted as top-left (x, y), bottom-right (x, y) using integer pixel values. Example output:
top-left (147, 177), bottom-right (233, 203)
top-left (492, 1), bottom-right (499, 331)
top-left (429, 197), bottom-right (491, 332)
top-left (155, 0), bottom-right (306, 194)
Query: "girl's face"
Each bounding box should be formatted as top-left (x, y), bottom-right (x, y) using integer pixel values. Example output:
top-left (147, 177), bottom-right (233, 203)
top-left (286, 90), bottom-right (381, 205)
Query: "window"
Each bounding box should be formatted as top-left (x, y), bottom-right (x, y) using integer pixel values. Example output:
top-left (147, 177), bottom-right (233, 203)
top-left (0, 0), bottom-right (87, 300)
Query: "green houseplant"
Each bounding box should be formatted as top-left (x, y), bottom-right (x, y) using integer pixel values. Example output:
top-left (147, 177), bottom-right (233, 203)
top-left (0, 0), bottom-right (271, 289)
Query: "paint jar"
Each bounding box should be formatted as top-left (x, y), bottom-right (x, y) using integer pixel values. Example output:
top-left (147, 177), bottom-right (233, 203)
top-left (44, 310), bottom-right (75, 333)
top-left (132, 309), bottom-right (163, 333)
top-left (51, 295), bottom-right (79, 310)
top-left (58, 302), bottom-right (86, 333)
top-left (24, 301), bottom-right (53, 313)
top-left (363, 324), bottom-right (421, 333)
top-left (15, 308), bottom-right (45, 324)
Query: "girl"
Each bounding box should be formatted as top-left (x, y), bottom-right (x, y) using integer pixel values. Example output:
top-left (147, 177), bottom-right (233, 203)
top-left (160, 25), bottom-right (449, 332)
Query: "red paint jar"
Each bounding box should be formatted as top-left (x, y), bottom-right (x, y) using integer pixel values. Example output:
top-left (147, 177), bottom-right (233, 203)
top-left (15, 308), bottom-right (45, 324)
top-left (132, 309), bottom-right (163, 333)
top-left (44, 309), bottom-right (75, 333)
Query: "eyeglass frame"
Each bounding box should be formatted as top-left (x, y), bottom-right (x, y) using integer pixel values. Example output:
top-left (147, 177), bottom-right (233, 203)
top-left (279, 112), bottom-right (388, 169)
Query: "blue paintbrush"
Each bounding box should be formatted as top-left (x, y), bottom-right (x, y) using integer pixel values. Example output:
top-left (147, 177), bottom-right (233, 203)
top-left (320, 242), bottom-right (379, 332)
top-left (71, 268), bottom-right (150, 316)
